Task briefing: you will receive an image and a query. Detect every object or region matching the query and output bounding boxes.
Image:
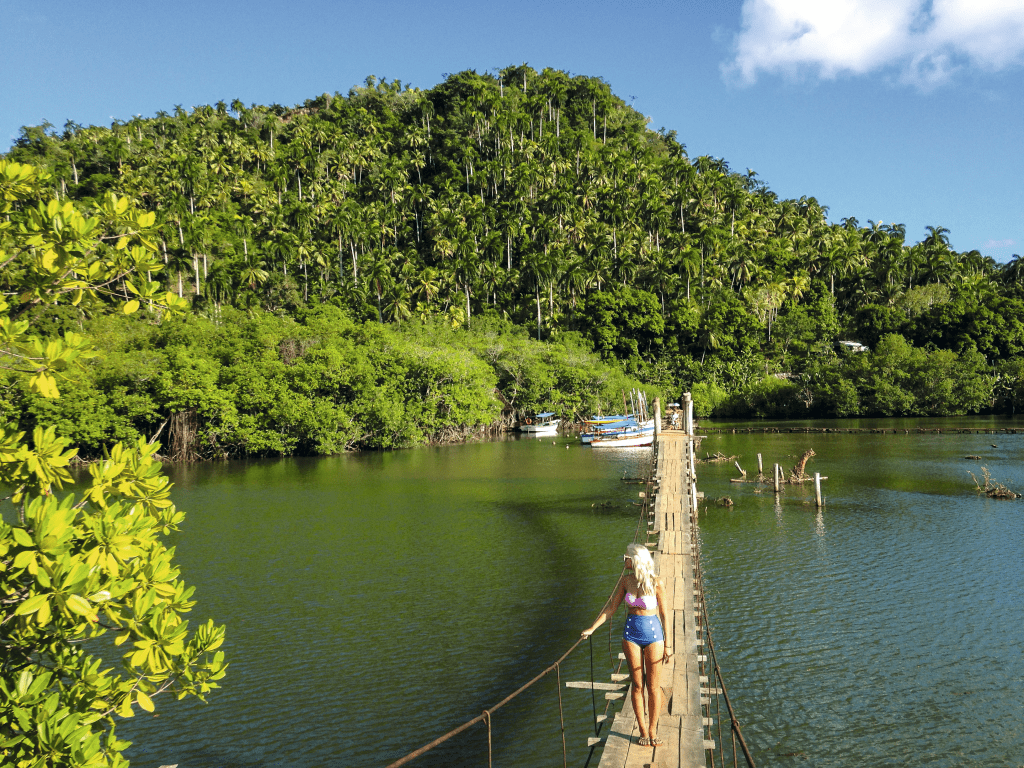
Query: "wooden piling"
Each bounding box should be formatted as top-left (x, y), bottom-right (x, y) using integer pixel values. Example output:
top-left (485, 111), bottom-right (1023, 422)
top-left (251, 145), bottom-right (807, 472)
top-left (774, 463), bottom-right (781, 492)
top-left (815, 472), bottom-right (822, 507)
top-left (757, 453), bottom-right (763, 476)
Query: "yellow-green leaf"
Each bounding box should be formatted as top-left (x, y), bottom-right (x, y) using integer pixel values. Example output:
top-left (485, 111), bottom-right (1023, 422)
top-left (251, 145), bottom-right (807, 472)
top-left (12, 527), bottom-right (34, 547)
top-left (29, 372), bottom-right (60, 399)
top-left (13, 550), bottom-right (35, 569)
top-left (15, 593), bottom-right (48, 616)
top-left (136, 691), bottom-right (155, 712)
top-left (123, 300), bottom-right (140, 315)
top-left (66, 594), bottom-right (96, 620)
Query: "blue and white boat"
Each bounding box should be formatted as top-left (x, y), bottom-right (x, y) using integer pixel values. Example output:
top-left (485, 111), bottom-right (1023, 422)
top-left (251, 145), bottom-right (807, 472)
top-left (581, 417), bottom-right (655, 444)
top-left (583, 390), bottom-right (654, 447)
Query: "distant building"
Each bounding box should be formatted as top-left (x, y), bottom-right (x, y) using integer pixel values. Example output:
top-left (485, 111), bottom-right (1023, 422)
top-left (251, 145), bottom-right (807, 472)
top-left (838, 340), bottom-right (869, 353)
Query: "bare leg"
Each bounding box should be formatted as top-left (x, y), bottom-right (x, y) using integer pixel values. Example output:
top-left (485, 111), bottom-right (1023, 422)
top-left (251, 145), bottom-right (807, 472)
top-left (643, 641), bottom-right (665, 741)
top-left (622, 639), bottom-right (648, 740)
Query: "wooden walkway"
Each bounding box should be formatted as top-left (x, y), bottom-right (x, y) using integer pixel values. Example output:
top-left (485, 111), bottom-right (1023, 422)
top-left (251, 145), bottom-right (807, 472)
top-left (597, 429), bottom-right (709, 768)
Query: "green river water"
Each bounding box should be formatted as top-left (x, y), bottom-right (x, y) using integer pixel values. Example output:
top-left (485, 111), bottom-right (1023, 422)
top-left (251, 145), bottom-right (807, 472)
top-left (106, 419), bottom-right (1024, 767)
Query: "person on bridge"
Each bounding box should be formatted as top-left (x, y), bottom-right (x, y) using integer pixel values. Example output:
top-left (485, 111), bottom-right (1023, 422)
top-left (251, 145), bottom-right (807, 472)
top-left (581, 542), bottom-right (671, 747)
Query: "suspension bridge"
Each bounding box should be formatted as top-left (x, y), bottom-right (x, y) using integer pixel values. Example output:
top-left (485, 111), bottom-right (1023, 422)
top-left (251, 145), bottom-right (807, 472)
top-left (386, 396), bottom-right (755, 768)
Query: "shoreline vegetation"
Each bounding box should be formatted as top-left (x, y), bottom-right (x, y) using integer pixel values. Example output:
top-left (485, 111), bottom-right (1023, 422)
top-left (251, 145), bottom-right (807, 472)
top-left (6, 65), bottom-right (1024, 461)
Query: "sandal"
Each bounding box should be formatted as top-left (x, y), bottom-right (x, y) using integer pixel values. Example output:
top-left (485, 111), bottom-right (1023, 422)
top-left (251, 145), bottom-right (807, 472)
top-left (650, 736), bottom-right (664, 747)
top-left (637, 736), bottom-right (651, 746)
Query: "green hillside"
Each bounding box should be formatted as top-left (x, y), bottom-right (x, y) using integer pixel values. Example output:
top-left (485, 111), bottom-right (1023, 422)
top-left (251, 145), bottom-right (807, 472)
top-left (5, 65), bottom-right (1024, 456)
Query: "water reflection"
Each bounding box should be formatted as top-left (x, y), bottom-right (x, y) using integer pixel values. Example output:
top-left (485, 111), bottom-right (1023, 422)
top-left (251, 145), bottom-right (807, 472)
top-left (116, 438), bottom-right (656, 768)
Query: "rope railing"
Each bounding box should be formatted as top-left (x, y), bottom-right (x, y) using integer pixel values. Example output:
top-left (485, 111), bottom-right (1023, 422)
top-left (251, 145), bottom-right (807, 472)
top-left (385, 439), bottom-right (759, 768)
top-left (385, 450), bottom-right (658, 768)
top-left (689, 483), bottom-right (757, 768)
top-left (384, 635), bottom-right (586, 768)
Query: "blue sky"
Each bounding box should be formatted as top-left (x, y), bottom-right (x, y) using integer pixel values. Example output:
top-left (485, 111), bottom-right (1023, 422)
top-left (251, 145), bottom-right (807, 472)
top-left (2, 0), bottom-right (1022, 259)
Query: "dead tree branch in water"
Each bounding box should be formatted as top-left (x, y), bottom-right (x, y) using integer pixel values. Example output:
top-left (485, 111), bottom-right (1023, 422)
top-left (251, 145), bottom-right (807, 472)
top-left (968, 467), bottom-right (1019, 499)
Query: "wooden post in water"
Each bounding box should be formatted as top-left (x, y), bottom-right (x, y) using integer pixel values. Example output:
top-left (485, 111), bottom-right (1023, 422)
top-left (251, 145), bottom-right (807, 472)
top-left (815, 472), bottom-right (822, 507)
top-left (691, 468), bottom-right (699, 521)
top-left (757, 453), bottom-right (763, 476)
top-left (774, 463), bottom-right (781, 492)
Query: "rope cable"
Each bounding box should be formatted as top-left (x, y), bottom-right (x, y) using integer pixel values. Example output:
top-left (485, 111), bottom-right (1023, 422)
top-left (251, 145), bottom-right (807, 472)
top-left (388, 478), bottom-right (654, 768)
top-left (555, 662), bottom-right (567, 768)
top-left (483, 710), bottom-right (492, 768)
top-left (588, 636), bottom-right (599, 736)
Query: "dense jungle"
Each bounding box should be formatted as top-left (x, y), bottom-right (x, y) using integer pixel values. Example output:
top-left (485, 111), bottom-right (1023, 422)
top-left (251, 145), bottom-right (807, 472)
top-left (5, 65), bottom-right (1024, 459)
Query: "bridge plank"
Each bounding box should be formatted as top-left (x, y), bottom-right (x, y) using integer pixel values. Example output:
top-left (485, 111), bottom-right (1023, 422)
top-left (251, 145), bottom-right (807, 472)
top-left (599, 434), bottom-right (707, 768)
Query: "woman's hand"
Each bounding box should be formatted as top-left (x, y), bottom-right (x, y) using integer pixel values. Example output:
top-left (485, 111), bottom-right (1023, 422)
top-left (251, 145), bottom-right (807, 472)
top-left (581, 627), bottom-right (595, 638)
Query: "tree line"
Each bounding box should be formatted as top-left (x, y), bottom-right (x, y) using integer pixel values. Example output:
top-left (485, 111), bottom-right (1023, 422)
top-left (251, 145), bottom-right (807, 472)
top-left (6, 65), bottom-right (1024, 437)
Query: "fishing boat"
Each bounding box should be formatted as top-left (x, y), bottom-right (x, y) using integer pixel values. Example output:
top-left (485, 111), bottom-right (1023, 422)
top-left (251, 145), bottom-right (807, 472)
top-left (518, 412), bottom-right (560, 434)
top-left (582, 414), bottom-right (633, 426)
top-left (590, 430), bottom-right (655, 448)
top-left (580, 417), bottom-right (655, 444)
top-left (581, 389), bottom-right (654, 446)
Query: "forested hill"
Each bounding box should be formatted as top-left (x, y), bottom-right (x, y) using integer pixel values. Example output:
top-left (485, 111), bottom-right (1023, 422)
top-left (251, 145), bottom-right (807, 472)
top-left (6, 66), bottom-right (1024, 457)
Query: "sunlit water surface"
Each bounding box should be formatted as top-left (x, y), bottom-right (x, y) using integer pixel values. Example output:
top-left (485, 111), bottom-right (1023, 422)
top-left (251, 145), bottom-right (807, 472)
top-left (116, 436), bottom-right (646, 767)
top-left (697, 418), bottom-right (1024, 767)
top-left (104, 419), bottom-right (1024, 767)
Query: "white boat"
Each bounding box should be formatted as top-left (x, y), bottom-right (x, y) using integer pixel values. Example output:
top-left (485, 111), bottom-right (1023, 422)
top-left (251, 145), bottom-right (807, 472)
top-left (519, 412), bottom-right (561, 434)
top-left (590, 431), bottom-right (654, 448)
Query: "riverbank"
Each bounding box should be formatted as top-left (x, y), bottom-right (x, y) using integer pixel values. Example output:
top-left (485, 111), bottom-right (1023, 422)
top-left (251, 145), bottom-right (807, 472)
top-left (701, 425), bottom-right (1024, 434)
top-left (11, 306), bottom-right (651, 461)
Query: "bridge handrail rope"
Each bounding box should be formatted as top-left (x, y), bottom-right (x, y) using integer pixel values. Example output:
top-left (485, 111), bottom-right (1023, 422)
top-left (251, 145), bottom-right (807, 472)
top-left (384, 635), bottom-right (586, 768)
top-left (385, 453), bottom-right (658, 768)
top-left (691, 488), bottom-right (756, 768)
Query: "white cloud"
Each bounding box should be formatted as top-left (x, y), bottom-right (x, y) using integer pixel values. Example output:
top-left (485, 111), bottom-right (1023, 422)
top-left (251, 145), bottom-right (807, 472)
top-left (984, 238), bottom-right (1017, 249)
top-left (726, 0), bottom-right (1024, 87)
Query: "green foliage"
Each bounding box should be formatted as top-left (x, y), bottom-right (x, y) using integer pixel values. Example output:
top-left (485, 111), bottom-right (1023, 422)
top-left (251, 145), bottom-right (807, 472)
top-left (850, 303), bottom-right (906, 349)
top-left (580, 286), bottom-right (664, 362)
top-left (5, 66), bottom-right (1023, 430)
top-left (10, 309), bottom-right (649, 458)
top-left (830, 334), bottom-right (994, 417)
top-left (898, 283), bottom-right (950, 317)
top-left (0, 164), bottom-right (226, 767)
top-left (691, 381), bottom-right (728, 418)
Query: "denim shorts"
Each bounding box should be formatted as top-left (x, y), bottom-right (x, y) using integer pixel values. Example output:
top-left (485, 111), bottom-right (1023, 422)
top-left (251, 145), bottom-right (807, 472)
top-left (623, 613), bottom-right (664, 648)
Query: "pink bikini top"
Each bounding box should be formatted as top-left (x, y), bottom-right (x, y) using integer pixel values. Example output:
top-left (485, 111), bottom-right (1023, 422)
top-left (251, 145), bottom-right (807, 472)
top-left (625, 591), bottom-right (657, 610)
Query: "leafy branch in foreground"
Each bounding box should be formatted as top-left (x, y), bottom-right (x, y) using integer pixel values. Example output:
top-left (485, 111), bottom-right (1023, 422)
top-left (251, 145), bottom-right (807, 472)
top-left (1, 159), bottom-right (226, 767)
top-left (0, 159), bottom-right (189, 398)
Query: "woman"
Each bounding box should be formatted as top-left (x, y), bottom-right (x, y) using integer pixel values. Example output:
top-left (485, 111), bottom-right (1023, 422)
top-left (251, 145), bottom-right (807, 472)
top-left (581, 543), bottom-right (671, 747)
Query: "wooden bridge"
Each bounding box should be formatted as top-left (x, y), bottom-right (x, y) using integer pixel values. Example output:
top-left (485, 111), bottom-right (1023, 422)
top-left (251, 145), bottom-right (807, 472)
top-left (597, 397), bottom-right (713, 768)
top-left (386, 395), bottom-right (752, 768)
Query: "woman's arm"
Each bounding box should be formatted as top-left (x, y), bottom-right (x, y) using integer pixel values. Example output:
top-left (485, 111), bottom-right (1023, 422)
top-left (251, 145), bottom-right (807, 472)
top-left (581, 575), bottom-right (626, 637)
top-left (656, 579), bottom-right (671, 657)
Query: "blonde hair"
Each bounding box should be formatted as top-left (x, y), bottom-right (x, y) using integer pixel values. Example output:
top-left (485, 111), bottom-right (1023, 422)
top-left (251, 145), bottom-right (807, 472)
top-left (625, 543), bottom-right (656, 596)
